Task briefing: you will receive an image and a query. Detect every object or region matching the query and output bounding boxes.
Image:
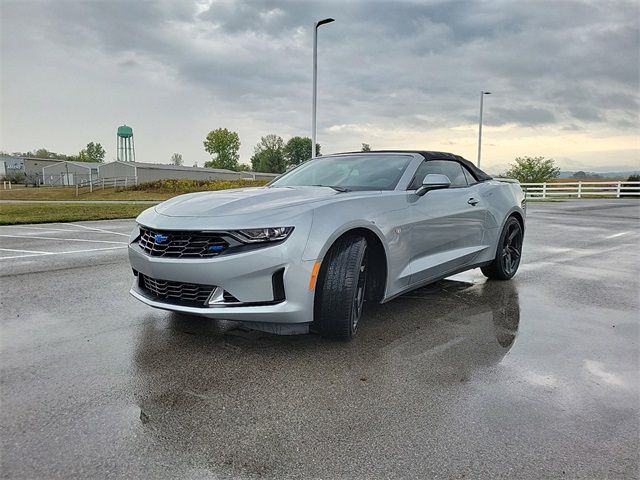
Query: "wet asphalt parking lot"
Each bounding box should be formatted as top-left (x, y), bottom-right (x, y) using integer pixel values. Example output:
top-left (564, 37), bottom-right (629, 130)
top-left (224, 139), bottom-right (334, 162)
top-left (1, 199), bottom-right (639, 479)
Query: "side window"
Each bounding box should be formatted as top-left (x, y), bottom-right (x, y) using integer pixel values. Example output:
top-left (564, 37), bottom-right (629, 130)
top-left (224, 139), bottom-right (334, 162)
top-left (409, 160), bottom-right (468, 189)
top-left (408, 162), bottom-right (431, 190)
top-left (462, 166), bottom-right (477, 185)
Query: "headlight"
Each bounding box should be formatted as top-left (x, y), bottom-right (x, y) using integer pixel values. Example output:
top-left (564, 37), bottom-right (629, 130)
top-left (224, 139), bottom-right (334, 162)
top-left (234, 227), bottom-right (294, 243)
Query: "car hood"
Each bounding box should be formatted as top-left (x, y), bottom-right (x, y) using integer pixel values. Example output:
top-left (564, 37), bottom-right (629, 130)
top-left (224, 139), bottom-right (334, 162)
top-left (154, 186), bottom-right (342, 217)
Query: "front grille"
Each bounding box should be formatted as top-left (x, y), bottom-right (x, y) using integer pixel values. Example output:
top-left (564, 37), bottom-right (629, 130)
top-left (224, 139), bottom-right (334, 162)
top-left (138, 226), bottom-right (231, 258)
top-left (139, 274), bottom-right (215, 306)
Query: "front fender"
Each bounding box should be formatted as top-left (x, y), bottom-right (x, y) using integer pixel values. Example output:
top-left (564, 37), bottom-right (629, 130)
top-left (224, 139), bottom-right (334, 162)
top-left (301, 193), bottom-right (413, 299)
top-left (302, 218), bottom-right (391, 263)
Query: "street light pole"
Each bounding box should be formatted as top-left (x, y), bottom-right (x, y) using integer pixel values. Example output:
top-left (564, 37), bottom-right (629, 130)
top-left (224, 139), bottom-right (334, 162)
top-left (477, 91), bottom-right (491, 168)
top-left (311, 18), bottom-right (334, 159)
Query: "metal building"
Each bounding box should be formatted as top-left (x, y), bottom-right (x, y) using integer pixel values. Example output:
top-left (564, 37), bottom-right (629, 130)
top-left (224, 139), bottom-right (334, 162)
top-left (0, 154), bottom-right (24, 179)
top-left (0, 155), bottom-right (86, 184)
top-left (98, 161), bottom-right (278, 183)
top-left (41, 161), bottom-right (99, 186)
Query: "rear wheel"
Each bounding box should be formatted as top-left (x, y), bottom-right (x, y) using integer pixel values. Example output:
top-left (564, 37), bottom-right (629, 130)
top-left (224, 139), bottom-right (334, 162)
top-left (481, 217), bottom-right (523, 280)
top-left (315, 235), bottom-right (368, 340)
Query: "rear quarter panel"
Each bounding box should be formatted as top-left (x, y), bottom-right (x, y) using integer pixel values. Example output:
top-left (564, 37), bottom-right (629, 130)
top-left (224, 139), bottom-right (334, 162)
top-left (481, 180), bottom-right (526, 230)
top-left (477, 180), bottom-right (526, 265)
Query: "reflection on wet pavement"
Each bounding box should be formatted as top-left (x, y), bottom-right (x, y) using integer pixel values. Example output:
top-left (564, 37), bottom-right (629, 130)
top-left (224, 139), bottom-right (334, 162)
top-left (128, 279), bottom-right (525, 478)
top-left (2, 202), bottom-right (638, 479)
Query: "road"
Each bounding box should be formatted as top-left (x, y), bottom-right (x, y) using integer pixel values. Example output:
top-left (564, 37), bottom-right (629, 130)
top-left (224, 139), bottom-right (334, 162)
top-left (1, 199), bottom-right (638, 479)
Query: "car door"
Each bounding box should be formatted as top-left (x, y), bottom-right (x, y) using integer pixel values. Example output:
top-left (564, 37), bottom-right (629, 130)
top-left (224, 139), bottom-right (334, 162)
top-left (407, 160), bottom-right (488, 285)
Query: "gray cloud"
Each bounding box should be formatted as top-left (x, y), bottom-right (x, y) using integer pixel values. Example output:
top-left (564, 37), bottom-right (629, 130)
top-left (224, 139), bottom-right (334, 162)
top-left (1, 0), bottom-right (638, 166)
top-left (488, 106), bottom-right (557, 126)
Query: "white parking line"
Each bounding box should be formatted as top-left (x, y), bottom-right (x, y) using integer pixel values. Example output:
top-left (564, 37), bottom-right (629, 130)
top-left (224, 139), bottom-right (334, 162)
top-left (0, 234), bottom-right (127, 245)
top-left (0, 247), bottom-right (51, 254)
top-left (0, 245), bottom-right (126, 260)
top-left (59, 222), bottom-right (131, 237)
top-left (4, 223), bottom-right (130, 236)
top-left (3, 225), bottom-right (84, 234)
top-left (606, 231), bottom-right (631, 239)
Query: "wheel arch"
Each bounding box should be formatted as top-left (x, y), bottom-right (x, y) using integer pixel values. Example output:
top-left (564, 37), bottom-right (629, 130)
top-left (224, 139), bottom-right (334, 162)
top-left (314, 225), bottom-right (389, 303)
top-left (507, 210), bottom-right (525, 233)
top-left (498, 206), bottom-right (525, 233)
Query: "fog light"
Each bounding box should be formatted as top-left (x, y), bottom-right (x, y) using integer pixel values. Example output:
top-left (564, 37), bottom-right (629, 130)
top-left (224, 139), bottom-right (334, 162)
top-left (208, 287), bottom-right (225, 305)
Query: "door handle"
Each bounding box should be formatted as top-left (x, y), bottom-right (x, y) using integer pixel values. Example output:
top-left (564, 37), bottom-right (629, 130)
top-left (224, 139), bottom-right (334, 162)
top-left (468, 198), bottom-right (479, 206)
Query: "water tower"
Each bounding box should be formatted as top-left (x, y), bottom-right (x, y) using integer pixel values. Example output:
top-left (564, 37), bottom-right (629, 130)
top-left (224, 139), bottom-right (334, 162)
top-left (117, 124), bottom-right (136, 162)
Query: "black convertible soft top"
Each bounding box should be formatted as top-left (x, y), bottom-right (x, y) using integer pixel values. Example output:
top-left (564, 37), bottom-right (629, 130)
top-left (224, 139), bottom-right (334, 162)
top-left (340, 150), bottom-right (493, 182)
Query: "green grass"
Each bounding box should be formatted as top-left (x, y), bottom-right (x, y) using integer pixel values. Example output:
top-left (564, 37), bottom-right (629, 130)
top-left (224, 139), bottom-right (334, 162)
top-left (0, 187), bottom-right (168, 201)
top-left (0, 179), bottom-right (269, 201)
top-left (0, 203), bottom-right (151, 225)
top-left (126, 178), bottom-right (269, 193)
top-left (0, 179), bottom-right (271, 225)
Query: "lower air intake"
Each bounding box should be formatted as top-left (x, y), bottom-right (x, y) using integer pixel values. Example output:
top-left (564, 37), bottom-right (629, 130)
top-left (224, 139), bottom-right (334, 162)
top-left (139, 274), bottom-right (215, 307)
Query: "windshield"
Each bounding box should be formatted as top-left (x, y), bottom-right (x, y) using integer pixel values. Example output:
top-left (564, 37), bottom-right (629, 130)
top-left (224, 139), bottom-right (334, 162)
top-left (270, 154), bottom-right (413, 191)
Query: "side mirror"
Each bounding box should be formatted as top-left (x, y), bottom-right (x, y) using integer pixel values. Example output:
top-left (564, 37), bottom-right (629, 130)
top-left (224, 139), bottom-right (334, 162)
top-left (416, 174), bottom-right (451, 196)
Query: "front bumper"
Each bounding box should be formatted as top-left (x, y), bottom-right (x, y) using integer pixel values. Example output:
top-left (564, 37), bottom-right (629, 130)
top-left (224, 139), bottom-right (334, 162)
top-left (128, 240), bottom-right (317, 325)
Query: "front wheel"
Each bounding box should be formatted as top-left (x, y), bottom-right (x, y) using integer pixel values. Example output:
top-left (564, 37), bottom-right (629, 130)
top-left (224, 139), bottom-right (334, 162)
top-left (315, 235), bottom-right (368, 340)
top-left (481, 217), bottom-right (523, 280)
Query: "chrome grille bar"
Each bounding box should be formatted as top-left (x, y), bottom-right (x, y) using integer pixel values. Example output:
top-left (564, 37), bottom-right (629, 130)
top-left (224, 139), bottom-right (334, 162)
top-left (138, 226), bottom-right (231, 258)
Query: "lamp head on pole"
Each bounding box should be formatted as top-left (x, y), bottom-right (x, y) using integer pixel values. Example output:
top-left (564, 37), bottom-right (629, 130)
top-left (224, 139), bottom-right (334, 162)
top-left (483, 91), bottom-right (492, 95)
top-left (316, 18), bottom-right (335, 28)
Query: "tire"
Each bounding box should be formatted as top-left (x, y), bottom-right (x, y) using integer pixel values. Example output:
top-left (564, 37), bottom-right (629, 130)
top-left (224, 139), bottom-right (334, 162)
top-left (315, 235), bottom-right (368, 340)
top-left (481, 216), bottom-right (523, 280)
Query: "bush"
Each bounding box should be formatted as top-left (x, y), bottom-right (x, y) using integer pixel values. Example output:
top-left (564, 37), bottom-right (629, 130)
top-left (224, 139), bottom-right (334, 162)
top-left (621, 174), bottom-right (640, 198)
top-left (126, 178), bottom-right (269, 194)
top-left (1, 171), bottom-right (27, 184)
top-left (504, 156), bottom-right (560, 183)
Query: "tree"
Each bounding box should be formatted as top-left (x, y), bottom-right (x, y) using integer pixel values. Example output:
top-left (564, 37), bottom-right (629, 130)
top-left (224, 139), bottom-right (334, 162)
top-left (251, 134), bottom-right (286, 173)
top-left (283, 136), bottom-right (320, 167)
top-left (573, 171), bottom-right (601, 180)
top-left (16, 148), bottom-right (73, 160)
top-left (361, 143), bottom-right (371, 152)
top-left (203, 128), bottom-right (240, 170)
top-left (32, 148), bottom-right (61, 159)
top-left (504, 156), bottom-right (560, 183)
top-left (76, 142), bottom-right (105, 162)
top-left (236, 163), bottom-right (252, 172)
top-left (622, 174), bottom-right (640, 198)
top-left (170, 153), bottom-right (183, 166)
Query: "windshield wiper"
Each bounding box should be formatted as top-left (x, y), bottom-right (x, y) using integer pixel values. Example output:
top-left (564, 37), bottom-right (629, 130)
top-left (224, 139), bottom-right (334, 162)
top-left (312, 184), bottom-right (351, 192)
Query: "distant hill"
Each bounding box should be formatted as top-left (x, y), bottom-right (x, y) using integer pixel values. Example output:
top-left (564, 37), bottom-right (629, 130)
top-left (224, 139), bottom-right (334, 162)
top-left (559, 170), bottom-right (640, 180)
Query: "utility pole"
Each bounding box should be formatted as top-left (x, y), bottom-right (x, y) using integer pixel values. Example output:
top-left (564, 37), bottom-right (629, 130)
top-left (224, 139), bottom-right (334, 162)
top-left (477, 91), bottom-right (491, 167)
top-left (311, 18), bottom-right (335, 158)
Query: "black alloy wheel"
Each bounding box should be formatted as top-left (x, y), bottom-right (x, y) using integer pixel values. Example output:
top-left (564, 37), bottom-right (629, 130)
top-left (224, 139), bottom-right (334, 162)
top-left (481, 217), bottom-right (523, 280)
top-left (501, 221), bottom-right (523, 277)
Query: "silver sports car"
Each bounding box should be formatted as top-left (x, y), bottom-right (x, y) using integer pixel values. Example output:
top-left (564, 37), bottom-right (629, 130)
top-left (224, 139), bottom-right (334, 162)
top-left (128, 151), bottom-right (525, 340)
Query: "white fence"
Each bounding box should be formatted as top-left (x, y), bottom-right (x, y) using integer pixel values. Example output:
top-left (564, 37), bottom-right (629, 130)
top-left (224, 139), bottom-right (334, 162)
top-left (521, 181), bottom-right (640, 199)
top-left (75, 176), bottom-right (139, 196)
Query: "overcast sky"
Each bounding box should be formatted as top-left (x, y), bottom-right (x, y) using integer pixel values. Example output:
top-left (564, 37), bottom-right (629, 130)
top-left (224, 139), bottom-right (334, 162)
top-left (1, 0), bottom-right (638, 173)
